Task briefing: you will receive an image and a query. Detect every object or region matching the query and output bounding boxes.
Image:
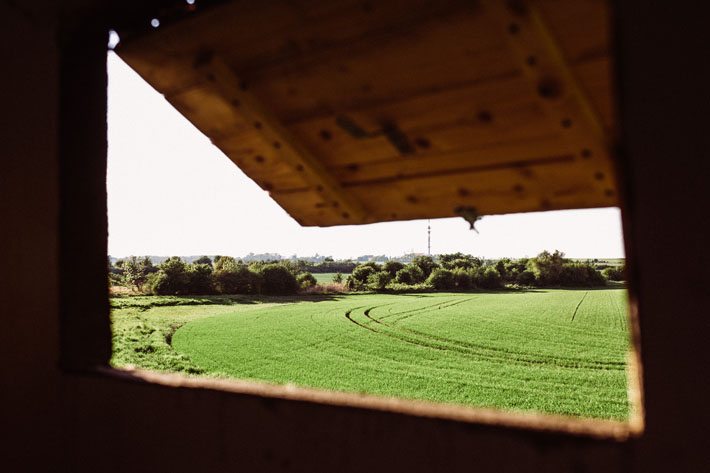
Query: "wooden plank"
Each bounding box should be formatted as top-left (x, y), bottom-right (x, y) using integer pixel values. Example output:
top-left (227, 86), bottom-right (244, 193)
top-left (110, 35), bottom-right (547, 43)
top-left (194, 55), bottom-right (367, 222)
top-left (241, 11), bottom-right (514, 123)
top-left (116, 0), bottom-right (618, 227)
top-left (287, 73), bottom-right (561, 167)
top-left (330, 141), bottom-right (573, 186)
top-left (273, 158), bottom-right (617, 226)
top-left (483, 0), bottom-right (617, 200)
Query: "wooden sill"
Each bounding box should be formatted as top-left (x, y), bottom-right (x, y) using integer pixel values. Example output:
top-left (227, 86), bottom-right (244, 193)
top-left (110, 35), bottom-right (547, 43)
top-left (96, 356), bottom-right (644, 441)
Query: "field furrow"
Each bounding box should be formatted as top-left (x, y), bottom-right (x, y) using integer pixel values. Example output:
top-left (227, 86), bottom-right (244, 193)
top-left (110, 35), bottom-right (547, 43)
top-left (169, 289), bottom-right (632, 419)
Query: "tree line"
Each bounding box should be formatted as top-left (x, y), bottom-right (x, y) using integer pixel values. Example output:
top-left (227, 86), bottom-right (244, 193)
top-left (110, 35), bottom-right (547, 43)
top-left (109, 250), bottom-right (624, 296)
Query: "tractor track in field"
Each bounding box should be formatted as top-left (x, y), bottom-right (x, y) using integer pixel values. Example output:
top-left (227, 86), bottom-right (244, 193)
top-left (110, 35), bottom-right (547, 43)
top-left (571, 291), bottom-right (589, 322)
top-left (344, 299), bottom-right (625, 371)
top-left (345, 306), bottom-right (445, 350)
top-left (367, 306), bottom-right (624, 370)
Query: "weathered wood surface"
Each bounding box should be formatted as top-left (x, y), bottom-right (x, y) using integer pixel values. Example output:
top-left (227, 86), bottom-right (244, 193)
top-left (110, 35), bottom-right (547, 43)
top-left (117, 0), bottom-right (617, 226)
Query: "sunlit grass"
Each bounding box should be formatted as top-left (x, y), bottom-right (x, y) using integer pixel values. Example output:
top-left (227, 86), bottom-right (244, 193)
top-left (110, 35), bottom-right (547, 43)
top-left (169, 289), bottom-right (631, 419)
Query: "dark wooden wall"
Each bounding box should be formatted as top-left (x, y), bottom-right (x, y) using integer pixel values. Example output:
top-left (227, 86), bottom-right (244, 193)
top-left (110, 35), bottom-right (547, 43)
top-left (1, 1), bottom-right (708, 471)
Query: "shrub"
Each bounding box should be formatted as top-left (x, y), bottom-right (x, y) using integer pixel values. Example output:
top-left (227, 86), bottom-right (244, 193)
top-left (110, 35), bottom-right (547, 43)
top-left (516, 270), bottom-right (536, 286)
top-left (214, 255), bottom-right (238, 271)
top-left (384, 282), bottom-right (435, 293)
top-left (394, 268), bottom-right (412, 284)
top-left (123, 256), bottom-right (155, 292)
top-left (528, 250), bottom-right (566, 286)
top-left (560, 263), bottom-right (606, 287)
top-left (345, 275), bottom-right (357, 290)
top-left (214, 265), bottom-right (259, 294)
top-left (186, 263), bottom-right (215, 294)
top-left (394, 264), bottom-right (425, 284)
top-left (259, 264), bottom-right (299, 295)
top-left (108, 272), bottom-right (123, 287)
top-left (411, 255), bottom-right (439, 278)
top-left (193, 255), bottom-right (213, 267)
top-left (478, 267), bottom-right (503, 289)
top-left (382, 260), bottom-right (405, 277)
top-left (151, 257), bottom-right (189, 295)
top-left (427, 268), bottom-right (456, 290)
top-left (297, 272), bottom-right (318, 289)
top-left (332, 272), bottom-right (343, 284)
top-left (602, 266), bottom-right (624, 281)
top-left (439, 253), bottom-right (481, 270)
top-left (351, 264), bottom-right (378, 286)
top-left (367, 271), bottom-right (392, 291)
top-left (453, 268), bottom-right (472, 289)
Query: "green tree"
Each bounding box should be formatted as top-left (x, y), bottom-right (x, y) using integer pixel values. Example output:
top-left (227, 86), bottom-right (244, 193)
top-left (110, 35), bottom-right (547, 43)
top-left (528, 250), bottom-right (566, 286)
top-left (452, 268), bottom-right (472, 289)
top-left (602, 266), bottom-right (624, 281)
top-left (412, 255), bottom-right (439, 278)
top-left (259, 264), bottom-right (298, 295)
top-left (516, 270), bottom-right (536, 286)
top-left (479, 267), bottom-right (503, 289)
top-left (439, 253), bottom-right (481, 270)
top-left (395, 264), bottom-right (425, 284)
top-left (214, 255), bottom-right (237, 271)
top-left (367, 271), bottom-right (392, 291)
top-left (351, 263), bottom-right (379, 286)
top-left (186, 263), bottom-right (214, 294)
top-left (394, 268), bottom-right (412, 284)
top-left (194, 255), bottom-right (213, 267)
top-left (297, 272), bottom-right (317, 289)
top-left (123, 256), bottom-right (154, 292)
top-left (427, 268), bottom-right (455, 290)
top-left (382, 260), bottom-right (405, 277)
top-left (214, 265), bottom-right (257, 294)
top-left (151, 257), bottom-right (189, 295)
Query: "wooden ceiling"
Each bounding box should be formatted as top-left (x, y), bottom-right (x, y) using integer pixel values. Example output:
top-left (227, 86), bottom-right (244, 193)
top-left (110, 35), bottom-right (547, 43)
top-left (116, 0), bottom-right (617, 227)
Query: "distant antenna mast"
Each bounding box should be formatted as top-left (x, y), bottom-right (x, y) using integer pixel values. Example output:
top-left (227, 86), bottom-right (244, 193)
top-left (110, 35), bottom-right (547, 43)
top-left (427, 219), bottom-right (431, 255)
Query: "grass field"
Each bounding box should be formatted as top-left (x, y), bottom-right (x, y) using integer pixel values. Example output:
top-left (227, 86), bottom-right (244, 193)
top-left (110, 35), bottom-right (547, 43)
top-left (311, 272), bottom-right (344, 284)
top-left (164, 288), bottom-right (631, 420)
top-left (110, 295), bottom-right (293, 374)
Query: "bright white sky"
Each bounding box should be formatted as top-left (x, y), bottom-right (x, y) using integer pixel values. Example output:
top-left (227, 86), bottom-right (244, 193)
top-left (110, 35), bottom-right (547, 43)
top-left (106, 51), bottom-right (625, 260)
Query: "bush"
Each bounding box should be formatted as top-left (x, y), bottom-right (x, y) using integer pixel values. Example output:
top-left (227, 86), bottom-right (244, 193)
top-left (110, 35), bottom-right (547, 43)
top-left (394, 268), bottom-right (413, 284)
top-left (351, 264), bottom-right (378, 287)
top-left (560, 263), bottom-right (606, 287)
top-left (394, 265), bottom-right (425, 284)
top-left (259, 264), bottom-right (299, 295)
top-left (516, 270), bottom-right (536, 286)
top-left (411, 255), bottom-right (439, 278)
top-left (186, 263), bottom-right (215, 294)
top-left (345, 275), bottom-right (357, 290)
top-left (383, 282), bottom-right (434, 293)
top-left (453, 268), bottom-right (472, 289)
top-left (297, 272), bottom-right (318, 289)
top-left (367, 271), bottom-right (392, 291)
top-left (214, 265), bottom-right (259, 294)
top-left (214, 255), bottom-right (238, 271)
top-left (427, 268), bottom-right (456, 290)
top-left (151, 257), bottom-right (189, 295)
top-left (478, 267), bottom-right (503, 289)
top-left (382, 260), bottom-right (405, 277)
top-left (108, 272), bottom-right (123, 287)
top-left (332, 272), bottom-right (343, 284)
top-left (528, 250), bottom-right (566, 286)
top-left (602, 266), bottom-right (624, 281)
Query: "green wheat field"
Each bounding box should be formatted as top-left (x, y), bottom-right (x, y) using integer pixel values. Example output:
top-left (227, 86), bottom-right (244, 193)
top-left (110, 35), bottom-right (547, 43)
top-left (111, 288), bottom-right (631, 420)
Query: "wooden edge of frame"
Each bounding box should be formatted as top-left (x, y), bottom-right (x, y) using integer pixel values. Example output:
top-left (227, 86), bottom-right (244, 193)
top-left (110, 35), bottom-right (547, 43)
top-left (94, 365), bottom-right (644, 441)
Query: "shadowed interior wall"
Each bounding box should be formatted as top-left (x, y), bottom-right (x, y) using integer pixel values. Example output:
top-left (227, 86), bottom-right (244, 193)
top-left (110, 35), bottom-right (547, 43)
top-left (0, 3), bottom-right (61, 468)
top-left (0, 1), bottom-right (708, 472)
